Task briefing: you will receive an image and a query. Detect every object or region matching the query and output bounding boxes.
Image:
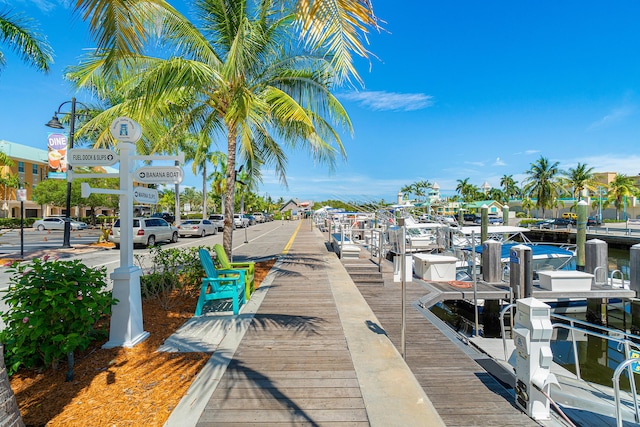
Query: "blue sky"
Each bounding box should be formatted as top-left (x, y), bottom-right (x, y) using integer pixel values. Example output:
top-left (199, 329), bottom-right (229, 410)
top-left (2, 1), bottom-right (640, 204)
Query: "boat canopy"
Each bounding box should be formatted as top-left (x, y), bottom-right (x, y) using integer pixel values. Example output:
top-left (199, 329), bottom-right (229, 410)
top-left (458, 225), bottom-right (530, 235)
top-left (467, 242), bottom-right (574, 258)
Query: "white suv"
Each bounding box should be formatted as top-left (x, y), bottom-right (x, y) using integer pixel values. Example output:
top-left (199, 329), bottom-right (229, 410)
top-left (252, 212), bottom-right (265, 223)
top-left (109, 217), bottom-right (179, 248)
top-left (233, 214), bottom-right (249, 228)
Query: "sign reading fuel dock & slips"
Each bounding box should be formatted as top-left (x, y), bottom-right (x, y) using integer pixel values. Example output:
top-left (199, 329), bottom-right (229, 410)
top-left (68, 149), bottom-right (119, 166)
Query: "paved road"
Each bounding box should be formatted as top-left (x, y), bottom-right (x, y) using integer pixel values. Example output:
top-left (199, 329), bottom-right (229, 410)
top-left (0, 219), bottom-right (302, 328)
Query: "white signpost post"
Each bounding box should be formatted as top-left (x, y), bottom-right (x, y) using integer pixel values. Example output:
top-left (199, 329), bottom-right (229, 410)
top-left (73, 117), bottom-right (183, 348)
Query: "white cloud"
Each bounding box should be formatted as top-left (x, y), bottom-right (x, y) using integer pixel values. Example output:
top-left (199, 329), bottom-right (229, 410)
top-left (339, 91), bottom-right (434, 112)
top-left (493, 157), bottom-right (506, 166)
top-left (464, 161), bottom-right (485, 167)
top-left (572, 154), bottom-right (640, 176)
top-left (587, 106), bottom-right (634, 130)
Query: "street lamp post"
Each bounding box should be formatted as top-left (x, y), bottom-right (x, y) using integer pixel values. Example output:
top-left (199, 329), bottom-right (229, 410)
top-left (45, 97), bottom-right (88, 248)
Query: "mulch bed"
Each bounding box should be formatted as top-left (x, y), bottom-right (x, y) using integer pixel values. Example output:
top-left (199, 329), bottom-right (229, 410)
top-left (9, 258), bottom-right (276, 426)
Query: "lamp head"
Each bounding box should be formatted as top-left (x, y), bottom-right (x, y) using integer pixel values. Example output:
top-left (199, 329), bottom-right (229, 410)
top-left (45, 115), bottom-right (64, 129)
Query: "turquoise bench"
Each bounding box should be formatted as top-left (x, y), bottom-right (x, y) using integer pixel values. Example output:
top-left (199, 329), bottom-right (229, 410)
top-left (196, 248), bottom-right (246, 316)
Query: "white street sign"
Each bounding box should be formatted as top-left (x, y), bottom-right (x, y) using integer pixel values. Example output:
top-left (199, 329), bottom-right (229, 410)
top-left (133, 187), bottom-right (159, 204)
top-left (68, 149), bottom-right (119, 166)
top-left (110, 117), bottom-right (142, 143)
top-left (134, 166), bottom-right (183, 184)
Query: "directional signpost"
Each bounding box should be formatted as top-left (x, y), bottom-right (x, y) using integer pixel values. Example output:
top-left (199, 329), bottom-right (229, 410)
top-left (73, 117), bottom-right (183, 349)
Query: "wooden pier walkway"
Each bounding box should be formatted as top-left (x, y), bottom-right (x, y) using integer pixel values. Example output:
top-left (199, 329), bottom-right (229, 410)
top-left (194, 222), bottom-right (443, 426)
top-left (351, 258), bottom-right (541, 426)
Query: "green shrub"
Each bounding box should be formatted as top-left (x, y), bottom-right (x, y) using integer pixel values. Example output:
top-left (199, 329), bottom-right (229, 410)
top-left (137, 246), bottom-right (206, 309)
top-left (0, 218), bottom-right (36, 229)
top-left (0, 257), bottom-right (116, 376)
top-left (517, 219), bottom-right (540, 226)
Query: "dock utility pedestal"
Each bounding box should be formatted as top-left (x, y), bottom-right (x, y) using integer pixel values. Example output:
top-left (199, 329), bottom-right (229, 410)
top-left (512, 298), bottom-right (557, 420)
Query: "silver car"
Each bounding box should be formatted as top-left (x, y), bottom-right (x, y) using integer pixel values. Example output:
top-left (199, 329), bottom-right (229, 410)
top-left (233, 213), bottom-right (249, 228)
top-left (109, 217), bottom-right (179, 248)
top-left (33, 217), bottom-right (88, 231)
top-left (177, 219), bottom-right (218, 238)
top-left (208, 214), bottom-right (227, 231)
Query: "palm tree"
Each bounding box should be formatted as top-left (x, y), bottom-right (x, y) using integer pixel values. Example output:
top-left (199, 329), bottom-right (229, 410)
top-left (607, 174), bottom-right (638, 220)
top-left (522, 156), bottom-right (566, 218)
top-left (521, 196), bottom-right (535, 218)
top-left (69, 0), bottom-right (354, 259)
top-left (500, 174), bottom-right (519, 201)
top-left (73, 0), bottom-right (379, 85)
top-left (0, 8), bottom-right (53, 73)
top-left (562, 162), bottom-right (596, 201)
top-left (488, 188), bottom-right (506, 204)
top-left (0, 9), bottom-right (53, 424)
top-left (456, 178), bottom-right (479, 202)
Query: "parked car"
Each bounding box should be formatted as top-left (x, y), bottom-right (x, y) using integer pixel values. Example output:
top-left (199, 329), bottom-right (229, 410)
top-left (109, 217), bottom-right (179, 248)
top-left (252, 212), bottom-right (265, 223)
top-left (555, 217), bottom-right (574, 226)
top-left (208, 214), bottom-right (227, 231)
top-left (233, 213), bottom-right (249, 228)
top-left (587, 216), bottom-right (600, 226)
top-left (561, 212), bottom-right (577, 220)
top-left (536, 218), bottom-right (572, 229)
top-left (177, 219), bottom-right (218, 237)
top-left (246, 214), bottom-right (256, 226)
top-left (473, 216), bottom-right (503, 225)
top-left (33, 217), bottom-right (87, 231)
top-left (463, 213), bottom-right (477, 222)
top-left (151, 212), bottom-right (175, 224)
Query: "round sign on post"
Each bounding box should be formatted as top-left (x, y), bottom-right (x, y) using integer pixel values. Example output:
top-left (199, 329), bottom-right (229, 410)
top-left (110, 117), bottom-right (142, 143)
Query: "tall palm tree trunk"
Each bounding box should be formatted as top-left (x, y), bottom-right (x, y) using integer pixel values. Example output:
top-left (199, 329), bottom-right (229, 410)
top-left (223, 128), bottom-right (238, 260)
top-left (0, 344), bottom-right (24, 427)
top-left (202, 163), bottom-right (207, 219)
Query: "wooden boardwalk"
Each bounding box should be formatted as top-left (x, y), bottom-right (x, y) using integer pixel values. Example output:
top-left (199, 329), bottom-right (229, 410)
top-left (196, 227), bottom-right (369, 426)
top-left (194, 221), bottom-right (541, 426)
top-left (353, 261), bottom-right (541, 426)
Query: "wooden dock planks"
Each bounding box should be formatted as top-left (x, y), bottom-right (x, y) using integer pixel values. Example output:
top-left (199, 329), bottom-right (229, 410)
top-left (196, 231), bottom-right (369, 426)
top-left (355, 269), bottom-right (541, 427)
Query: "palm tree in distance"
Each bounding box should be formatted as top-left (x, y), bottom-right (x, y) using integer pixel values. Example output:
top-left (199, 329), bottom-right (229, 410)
top-left (522, 156), bottom-right (566, 218)
top-left (0, 8), bottom-right (53, 74)
top-left (562, 162), bottom-right (596, 201)
top-left (500, 174), bottom-right (519, 201)
top-left (607, 174), bottom-right (638, 220)
top-left (456, 178), bottom-right (481, 202)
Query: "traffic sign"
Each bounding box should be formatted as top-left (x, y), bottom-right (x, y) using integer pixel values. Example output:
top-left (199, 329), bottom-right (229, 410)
top-left (134, 166), bottom-right (184, 184)
top-left (133, 187), bottom-right (159, 204)
top-left (68, 149), bottom-right (119, 166)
